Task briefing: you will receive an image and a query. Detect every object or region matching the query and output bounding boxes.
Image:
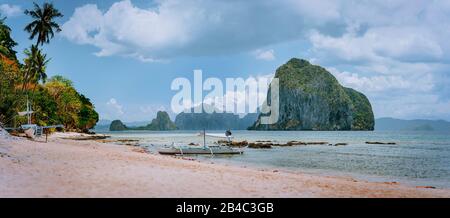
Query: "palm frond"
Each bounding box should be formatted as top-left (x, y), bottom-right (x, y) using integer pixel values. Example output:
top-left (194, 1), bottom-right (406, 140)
top-left (24, 2), bottom-right (63, 47)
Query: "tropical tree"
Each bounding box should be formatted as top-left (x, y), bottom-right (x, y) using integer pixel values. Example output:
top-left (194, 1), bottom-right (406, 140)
top-left (30, 47), bottom-right (49, 84)
top-left (0, 16), bottom-right (18, 59)
top-left (0, 16), bottom-right (20, 126)
top-left (22, 45), bottom-right (49, 91)
top-left (24, 2), bottom-right (63, 47)
top-left (45, 76), bottom-right (99, 131)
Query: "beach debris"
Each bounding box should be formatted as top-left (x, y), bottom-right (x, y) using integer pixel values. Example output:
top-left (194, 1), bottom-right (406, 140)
top-left (305, 142), bottom-right (329, 145)
top-left (273, 170), bottom-right (279, 173)
top-left (99, 139), bottom-right (140, 146)
top-left (217, 138), bottom-right (335, 149)
top-left (278, 141), bottom-right (329, 146)
top-left (332, 143), bottom-right (348, 146)
top-left (63, 135), bottom-right (110, 141)
top-left (416, 186), bottom-right (436, 189)
top-left (383, 181), bottom-right (399, 185)
top-left (218, 139), bottom-right (331, 148)
top-left (217, 140), bottom-right (249, 147)
top-left (248, 142), bottom-right (272, 149)
top-left (0, 152), bottom-right (11, 158)
top-left (365, 141), bottom-right (396, 145)
top-left (232, 140), bottom-right (248, 147)
top-left (285, 141), bottom-right (306, 146)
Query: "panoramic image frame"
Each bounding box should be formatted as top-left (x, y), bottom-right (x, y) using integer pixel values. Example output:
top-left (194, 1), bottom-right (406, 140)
top-left (0, 0), bottom-right (449, 216)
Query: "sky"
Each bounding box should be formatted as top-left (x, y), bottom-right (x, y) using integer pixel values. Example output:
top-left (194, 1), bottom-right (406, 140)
top-left (1, 0), bottom-right (450, 122)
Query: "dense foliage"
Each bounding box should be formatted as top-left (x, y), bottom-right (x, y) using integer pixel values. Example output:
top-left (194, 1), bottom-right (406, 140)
top-left (0, 4), bottom-right (98, 132)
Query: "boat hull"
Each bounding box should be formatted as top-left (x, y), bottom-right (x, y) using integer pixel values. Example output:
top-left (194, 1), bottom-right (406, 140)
top-left (158, 146), bottom-right (242, 155)
top-left (24, 128), bottom-right (35, 138)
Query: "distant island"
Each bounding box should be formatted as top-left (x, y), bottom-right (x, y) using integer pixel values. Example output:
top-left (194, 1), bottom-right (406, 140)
top-left (250, 58), bottom-right (374, 131)
top-left (108, 107), bottom-right (257, 131)
top-left (174, 105), bottom-right (257, 130)
top-left (375, 117), bottom-right (450, 131)
top-left (110, 111), bottom-right (176, 131)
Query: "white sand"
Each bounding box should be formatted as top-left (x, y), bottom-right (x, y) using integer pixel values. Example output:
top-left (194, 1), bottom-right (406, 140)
top-left (1, 134), bottom-right (449, 198)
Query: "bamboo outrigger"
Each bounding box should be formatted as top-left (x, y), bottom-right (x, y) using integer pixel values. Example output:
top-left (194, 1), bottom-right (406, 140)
top-left (158, 129), bottom-right (243, 155)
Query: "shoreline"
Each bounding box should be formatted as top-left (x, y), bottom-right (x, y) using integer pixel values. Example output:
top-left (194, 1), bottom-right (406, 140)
top-left (1, 133), bottom-right (449, 197)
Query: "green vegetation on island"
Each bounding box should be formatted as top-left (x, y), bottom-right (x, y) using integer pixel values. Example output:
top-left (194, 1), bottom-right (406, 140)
top-left (110, 111), bottom-right (177, 131)
top-left (134, 111), bottom-right (177, 130)
top-left (0, 2), bottom-right (98, 132)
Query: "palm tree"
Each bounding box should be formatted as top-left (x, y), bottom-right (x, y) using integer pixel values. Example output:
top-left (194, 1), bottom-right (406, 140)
top-left (24, 2), bottom-right (63, 47)
top-left (32, 48), bottom-right (50, 84)
top-left (22, 45), bottom-right (50, 91)
top-left (0, 17), bottom-right (18, 59)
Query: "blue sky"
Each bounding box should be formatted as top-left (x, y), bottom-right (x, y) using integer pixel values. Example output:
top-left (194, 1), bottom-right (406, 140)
top-left (1, 0), bottom-right (450, 122)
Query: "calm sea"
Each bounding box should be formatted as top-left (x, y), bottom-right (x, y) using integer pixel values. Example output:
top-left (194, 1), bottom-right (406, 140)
top-left (99, 130), bottom-right (450, 188)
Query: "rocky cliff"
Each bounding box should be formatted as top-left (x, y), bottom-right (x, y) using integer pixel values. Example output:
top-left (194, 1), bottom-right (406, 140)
top-left (138, 111), bottom-right (177, 131)
top-left (249, 58), bottom-right (374, 130)
top-left (110, 111), bottom-right (177, 131)
top-left (109, 120), bottom-right (128, 131)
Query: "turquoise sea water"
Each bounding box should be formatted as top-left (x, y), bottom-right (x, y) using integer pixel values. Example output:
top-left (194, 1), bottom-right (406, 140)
top-left (100, 130), bottom-right (450, 188)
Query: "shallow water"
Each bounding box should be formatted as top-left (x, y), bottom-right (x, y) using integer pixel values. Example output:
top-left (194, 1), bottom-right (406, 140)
top-left (99, 130), bottom-right (450, 188)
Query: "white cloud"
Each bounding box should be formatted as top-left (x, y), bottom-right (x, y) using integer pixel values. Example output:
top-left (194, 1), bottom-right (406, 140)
top-left (303, 0), bottom-right (450, 120)
top-left (106, 98), bottom-right (124, 116)
top-left (202, 73), bottom-right (274, 114)
top-left (328, 67), bottom-right (434, 93)
top-left (326, 65), bottom-right (450, 120)
top-left (0, 4), bottom-right (22, 17)
top-left (62, 0), bottom-right (337, 61)
top-left (139, 104), bottom-right (177, 120)
top-left (140, 104), bottom-right (167, 116)
top-left (372, 94), bottom-right (450, 120)
top-left (61, 0), bottom-right (450, 64)
top-left (310, 26), bottom-right (444, 64)
top-left (253, 49), bottom-right (275, 61)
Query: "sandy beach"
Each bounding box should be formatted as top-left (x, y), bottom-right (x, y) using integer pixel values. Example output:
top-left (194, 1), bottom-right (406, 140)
top-left (1, 133), bottom-right (449, 198)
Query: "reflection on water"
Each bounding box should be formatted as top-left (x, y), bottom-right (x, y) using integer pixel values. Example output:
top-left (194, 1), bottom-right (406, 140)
top-left (98, 130), bottom-right (450, 188)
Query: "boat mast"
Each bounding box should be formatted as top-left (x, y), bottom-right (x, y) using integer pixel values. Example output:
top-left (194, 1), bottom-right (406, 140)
top-left (203, 128), bottom-right (206, 149)
top-left (27, 96), bottom-right (31, 125)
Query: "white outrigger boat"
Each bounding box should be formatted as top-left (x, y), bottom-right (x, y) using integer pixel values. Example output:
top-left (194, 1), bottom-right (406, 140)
top-left (6, 97), bottom-right (63, 139)
top-left (158, 130), bottom-right (243, 155)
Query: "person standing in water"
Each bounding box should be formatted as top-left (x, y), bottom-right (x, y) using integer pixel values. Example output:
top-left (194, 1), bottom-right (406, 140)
top-left (225, 129), bottom-right (232, 142)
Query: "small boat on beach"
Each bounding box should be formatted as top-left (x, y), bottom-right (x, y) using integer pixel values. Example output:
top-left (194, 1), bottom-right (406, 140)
top-left (5, 97), bottom-right (63, 139)
top-left (158, 144), bottom-right (242, 155)
top-left (158, 129), bottom-right (243, 155)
